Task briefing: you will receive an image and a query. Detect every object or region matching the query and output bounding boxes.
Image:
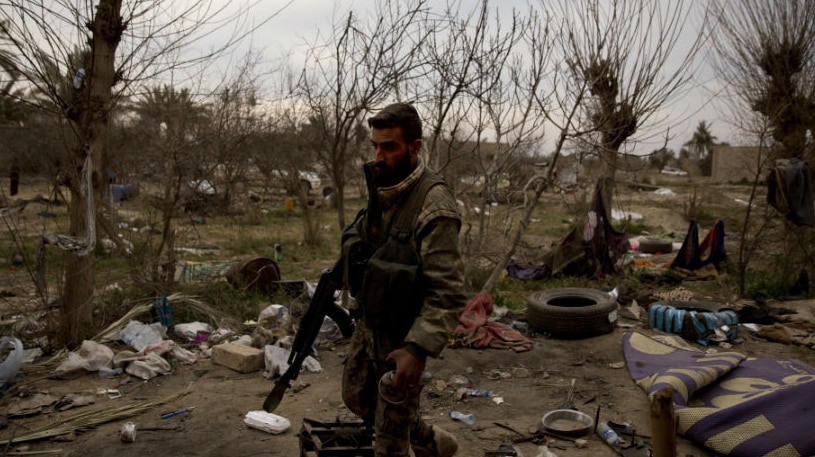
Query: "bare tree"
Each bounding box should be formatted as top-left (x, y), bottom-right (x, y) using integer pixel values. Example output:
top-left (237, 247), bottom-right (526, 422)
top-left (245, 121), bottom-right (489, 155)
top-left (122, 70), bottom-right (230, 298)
top-left (711, 1), bottom-right (815, 297)
top-left (0, 0), bottom-right (284, 346)
top-left (555, 0), bottom-right (706, 211)
top-left (131, 85), bottom-right (209, 290)
top-left (296, 1), bottom-right (428, 229)
top-left (711, 0), bottom-right (815, 160)
top-left (205, 51), bottom-right (266, 208)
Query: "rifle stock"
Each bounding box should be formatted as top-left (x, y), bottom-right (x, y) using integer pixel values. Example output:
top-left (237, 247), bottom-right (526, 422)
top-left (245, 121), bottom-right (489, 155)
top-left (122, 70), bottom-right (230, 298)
top-left (263, 262), bottom-right (353, 412)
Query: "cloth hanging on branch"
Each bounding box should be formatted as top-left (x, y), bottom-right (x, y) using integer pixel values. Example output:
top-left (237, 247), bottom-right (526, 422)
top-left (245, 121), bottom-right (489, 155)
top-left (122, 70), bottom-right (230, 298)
top-left (766, 158), bottom-right (815, 226)
top-left (40, 153), bottom-right (96, 256)
top-left (36, 153), bottom-right (97, 295)
top-left (670, 219), bottom-right (726, 272)
top-left (506, 181), bottom-right (629, 280)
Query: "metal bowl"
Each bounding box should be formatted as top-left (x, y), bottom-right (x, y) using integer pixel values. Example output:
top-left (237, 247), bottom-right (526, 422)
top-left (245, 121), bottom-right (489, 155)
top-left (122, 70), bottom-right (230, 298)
top-left (541, 409), bottom-right (594, 437)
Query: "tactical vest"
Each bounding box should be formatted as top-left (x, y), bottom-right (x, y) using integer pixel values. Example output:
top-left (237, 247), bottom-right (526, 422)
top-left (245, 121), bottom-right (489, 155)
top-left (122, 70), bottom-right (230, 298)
top-left (355, 169), bottom-right (445, 344)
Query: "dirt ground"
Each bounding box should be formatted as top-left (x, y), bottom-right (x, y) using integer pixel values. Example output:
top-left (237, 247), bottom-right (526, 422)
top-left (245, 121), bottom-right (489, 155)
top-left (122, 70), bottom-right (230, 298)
top-left (2, 176), bottom-right (815, 456)
top-left (2, 305), bottom-right (814, 457)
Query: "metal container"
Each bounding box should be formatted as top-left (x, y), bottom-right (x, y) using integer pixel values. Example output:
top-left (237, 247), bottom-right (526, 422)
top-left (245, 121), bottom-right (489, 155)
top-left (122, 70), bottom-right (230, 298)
top-left (541, 409), bottom-right (594, 437)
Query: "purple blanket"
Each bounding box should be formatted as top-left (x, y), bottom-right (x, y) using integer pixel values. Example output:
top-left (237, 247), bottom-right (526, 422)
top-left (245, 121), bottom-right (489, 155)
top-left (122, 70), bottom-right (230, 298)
top-left (623, 332), bottom-right (815, 457)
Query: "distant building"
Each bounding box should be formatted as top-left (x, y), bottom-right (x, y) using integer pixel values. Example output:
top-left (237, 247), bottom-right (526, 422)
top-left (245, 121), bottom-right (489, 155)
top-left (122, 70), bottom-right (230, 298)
top-left (711, 145), bottom-right (763, 182)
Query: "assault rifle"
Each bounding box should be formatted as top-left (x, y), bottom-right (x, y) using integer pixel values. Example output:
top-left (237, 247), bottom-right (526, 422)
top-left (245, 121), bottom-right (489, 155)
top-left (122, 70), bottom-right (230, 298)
top-left (263, 260), bottom-right (355, 412)
top-left (264, 162), bottom-right (381, 412)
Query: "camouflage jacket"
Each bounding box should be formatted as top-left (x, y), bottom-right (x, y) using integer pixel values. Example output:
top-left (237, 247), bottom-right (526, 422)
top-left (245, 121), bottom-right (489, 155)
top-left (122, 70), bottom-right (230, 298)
top-left (342, 157), bottom-right (467, 358)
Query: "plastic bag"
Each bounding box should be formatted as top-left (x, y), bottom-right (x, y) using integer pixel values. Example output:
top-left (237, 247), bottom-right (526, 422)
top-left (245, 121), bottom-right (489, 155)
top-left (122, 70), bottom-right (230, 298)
top-left (53, 340), bottom-right (114, 376)
top-left (120, 320), bottom-right (164, 352)
top-left (0, 337), bottom-right (24, 386)
top-left (174, 321), bottom-right (213, 341)
top-left (257, 304), bottom-right (290, 328)
top-left (263, 344), bottom-right (322, 379)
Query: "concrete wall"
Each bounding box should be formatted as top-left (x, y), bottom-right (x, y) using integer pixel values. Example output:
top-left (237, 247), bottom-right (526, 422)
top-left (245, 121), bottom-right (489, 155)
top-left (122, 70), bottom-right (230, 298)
top-left (711, 145), bottom-right (763, 182)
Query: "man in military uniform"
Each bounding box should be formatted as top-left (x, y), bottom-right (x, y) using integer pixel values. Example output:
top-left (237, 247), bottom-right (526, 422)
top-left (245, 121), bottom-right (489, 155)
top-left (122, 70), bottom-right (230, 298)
top-left (341, 103), bottom-right (466, 457)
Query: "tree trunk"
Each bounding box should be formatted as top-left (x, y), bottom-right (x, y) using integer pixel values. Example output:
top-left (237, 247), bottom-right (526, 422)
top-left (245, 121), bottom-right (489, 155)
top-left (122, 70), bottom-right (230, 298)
top-left (61, 0), bottom-right (123, 347)
top-left (335, 182), bottom-right (346, 229)
top-left (599, 146), bottom-right (618, 219)
top-left (481, 176), bottom-right (548, 292)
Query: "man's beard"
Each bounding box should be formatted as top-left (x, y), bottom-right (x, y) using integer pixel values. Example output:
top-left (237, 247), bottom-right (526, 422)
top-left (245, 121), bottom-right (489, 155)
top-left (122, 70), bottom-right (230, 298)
top-left (373, 152), bottom-right (413, 188)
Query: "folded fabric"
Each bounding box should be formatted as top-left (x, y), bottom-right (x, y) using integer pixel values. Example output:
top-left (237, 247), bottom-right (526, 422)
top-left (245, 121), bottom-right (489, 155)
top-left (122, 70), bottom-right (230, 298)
top-left (454, 292), bottom-right (532, 352)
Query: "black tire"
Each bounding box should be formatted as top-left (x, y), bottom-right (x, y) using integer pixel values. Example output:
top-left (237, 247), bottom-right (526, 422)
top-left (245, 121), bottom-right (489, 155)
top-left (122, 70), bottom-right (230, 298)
top-left (526, 288), bottom-right (618, 338)
top-left (639, 239), bottom-right (673, 254)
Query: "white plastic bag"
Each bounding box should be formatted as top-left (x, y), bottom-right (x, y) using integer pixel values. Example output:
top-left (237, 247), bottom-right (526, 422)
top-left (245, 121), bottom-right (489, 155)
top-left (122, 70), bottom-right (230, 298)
top-left (0, 337), bottom-right (24, 386)
top-left (263, 345), bottom-right (290, 379)
top-left (258, 304), bottom-right (290, 328)
top-left (53, 340), bottom-right (114, 376)
top-left (174, 321), bottom-right (212, 341)
top-left (120, 320), bottom-right (164, 352)
top-left (263, 344), bottom-right (322, 379)
top-left (244, 410), bottom-right (290, 434)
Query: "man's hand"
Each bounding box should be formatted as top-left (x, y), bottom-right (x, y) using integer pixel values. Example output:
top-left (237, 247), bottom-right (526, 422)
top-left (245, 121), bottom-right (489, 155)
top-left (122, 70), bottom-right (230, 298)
top-left (387, 348), bottom-right (425, 390)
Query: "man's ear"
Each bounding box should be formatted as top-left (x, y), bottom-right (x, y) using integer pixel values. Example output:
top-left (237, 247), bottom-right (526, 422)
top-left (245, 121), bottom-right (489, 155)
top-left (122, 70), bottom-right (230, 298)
top-left (410, 139), bottom-right (422, 157)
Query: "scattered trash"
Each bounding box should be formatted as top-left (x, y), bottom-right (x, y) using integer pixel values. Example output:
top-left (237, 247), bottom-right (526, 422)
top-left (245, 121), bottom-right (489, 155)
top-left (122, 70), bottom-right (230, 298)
top-left (161, 407), bottom-right (195, 419)
top-left (541, 409), bottom-right (593, 437)
top-left (485, 370), bottom-right (506, 380)
top-left (120, 320), bottom-right (165, 352)
top-left (492, 396), bottom-right (505, 405)
top-left (106, 389), bottom-right (122, 399)
top-left (448, 410), bottom-right (475, 425)
top-left (7, 393), bottom-right (60, 417)
top-left (98, 367), bottom-right (123, 378)
top-left (596, 421), bottom-right (622, 445)
top-left (54, 393), bottom-right (95, 412)
top-left (53, 340), bottom-right (114, 378)
top-left (574, 438), bottom-right (588, 448)
top-left (0, 337), bottom-right (24, 387)
top-left (510, 321), bottom-right (529, 333)
top-left (648, 303), bottom-right (739, 346)
top-left (263, 343), bottom-right (322, 379)
top-left (449, 374), bottom-right (471, 386)
top-left (120, 421), bottom-right (137, 442)
top-left (467, 389), bottom-right (491, 397)
top-left (557, 379), bottom-right (576, 409)
top-left (608, 362), bottom-right (625, 369)
top-left (244, 410), bottom-right (291, 434)
top-left (117, 351), bottom-right (172, 380)
top-left (258, 304), bottom-right (290, 328)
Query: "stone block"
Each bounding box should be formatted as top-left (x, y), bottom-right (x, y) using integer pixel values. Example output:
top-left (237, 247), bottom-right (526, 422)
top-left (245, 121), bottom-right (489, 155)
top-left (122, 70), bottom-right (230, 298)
top-left (212, 343), bottom-right (264, 373)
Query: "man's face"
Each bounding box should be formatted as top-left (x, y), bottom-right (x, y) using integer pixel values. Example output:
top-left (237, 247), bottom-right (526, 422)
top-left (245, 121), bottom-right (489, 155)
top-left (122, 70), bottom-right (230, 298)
top-left (370, 126), bottom-right (420, 187)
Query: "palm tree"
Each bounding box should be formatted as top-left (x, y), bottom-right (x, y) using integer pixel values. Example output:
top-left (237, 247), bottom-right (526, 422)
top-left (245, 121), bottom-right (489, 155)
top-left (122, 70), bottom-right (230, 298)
top-left (684, 121), bottom-right (717, 175)
top-left (0, 22), bottom-right (26, 124)
top-left (131, 85), bottom-right (209, 289)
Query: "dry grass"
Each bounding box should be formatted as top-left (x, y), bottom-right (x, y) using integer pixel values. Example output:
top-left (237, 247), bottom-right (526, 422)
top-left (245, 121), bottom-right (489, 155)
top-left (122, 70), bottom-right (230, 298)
top-left (0, 174), bottom-right (800, 341)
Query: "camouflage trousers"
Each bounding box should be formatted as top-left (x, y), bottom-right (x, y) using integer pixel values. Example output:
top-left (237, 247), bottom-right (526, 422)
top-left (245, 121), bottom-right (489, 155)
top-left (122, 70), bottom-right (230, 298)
top-left (342, 322), bottom-right (435, 457)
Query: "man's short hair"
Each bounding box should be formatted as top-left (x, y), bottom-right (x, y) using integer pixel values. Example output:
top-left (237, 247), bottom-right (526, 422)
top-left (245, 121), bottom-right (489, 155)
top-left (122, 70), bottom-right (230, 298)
top-left (367, 103), bottom-right (422, 143)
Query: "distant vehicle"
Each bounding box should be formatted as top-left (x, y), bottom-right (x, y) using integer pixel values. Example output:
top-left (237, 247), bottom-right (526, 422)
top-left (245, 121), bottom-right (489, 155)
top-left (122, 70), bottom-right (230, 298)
top-left (297, 171), bottom-right (322, 192)
top-left (273, 169), bottom-right (322, 194)
top-left (660, 166), bottom-right (688, 177)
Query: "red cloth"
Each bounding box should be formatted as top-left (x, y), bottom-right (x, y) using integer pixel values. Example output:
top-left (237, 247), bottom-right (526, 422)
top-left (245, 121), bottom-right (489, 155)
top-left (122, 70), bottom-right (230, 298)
top-left (454, 292), bottom-right (533, 352)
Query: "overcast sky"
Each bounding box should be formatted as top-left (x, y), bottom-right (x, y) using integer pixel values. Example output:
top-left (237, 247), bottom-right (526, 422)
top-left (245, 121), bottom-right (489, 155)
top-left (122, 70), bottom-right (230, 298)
top-left (204, 0), bottom-right (731, 157)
